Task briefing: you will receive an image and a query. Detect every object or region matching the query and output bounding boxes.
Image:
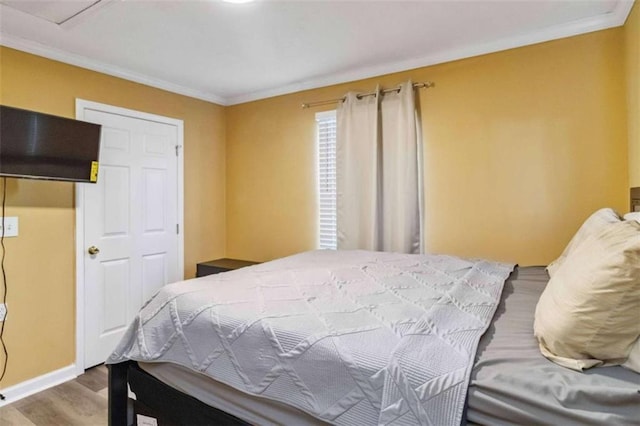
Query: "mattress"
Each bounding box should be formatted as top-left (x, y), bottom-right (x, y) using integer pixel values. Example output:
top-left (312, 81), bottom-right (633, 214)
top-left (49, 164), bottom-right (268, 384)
top-left (139, 266), bottom-right (640, 425)
top-left (140, 361), bottom-right (324, 425)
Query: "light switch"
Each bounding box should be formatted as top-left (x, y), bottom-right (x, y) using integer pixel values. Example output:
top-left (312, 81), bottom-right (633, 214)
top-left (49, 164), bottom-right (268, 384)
top-left (0, 217), bottom-right (19, 237)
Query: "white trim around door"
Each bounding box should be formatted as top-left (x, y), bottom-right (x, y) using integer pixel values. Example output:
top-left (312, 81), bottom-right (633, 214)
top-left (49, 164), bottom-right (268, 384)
top-left (74, 99), bottom-right (184, 375)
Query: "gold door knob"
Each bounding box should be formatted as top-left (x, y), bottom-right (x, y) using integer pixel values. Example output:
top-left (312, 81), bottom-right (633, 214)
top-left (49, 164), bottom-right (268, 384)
top-left (88, 246), bottom-right (100, 255)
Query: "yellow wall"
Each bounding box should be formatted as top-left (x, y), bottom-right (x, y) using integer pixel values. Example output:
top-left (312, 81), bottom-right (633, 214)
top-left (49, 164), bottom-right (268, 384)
top-left (0, 47), bottom-right (226, 387)
top-left (0, 13), bottom-right (634, 392)
top-left (627, 3), bottom-right (640, 187)
top-left (226, 28), bottom-right (628, 265)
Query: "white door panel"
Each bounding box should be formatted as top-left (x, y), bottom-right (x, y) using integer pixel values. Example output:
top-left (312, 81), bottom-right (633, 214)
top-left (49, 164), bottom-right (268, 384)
top-left (81, 108), bottom-right (180, 368)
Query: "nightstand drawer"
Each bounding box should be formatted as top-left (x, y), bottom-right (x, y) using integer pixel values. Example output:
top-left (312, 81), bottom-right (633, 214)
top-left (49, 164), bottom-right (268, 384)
top-left (196, 258), bottom-right (259, 277)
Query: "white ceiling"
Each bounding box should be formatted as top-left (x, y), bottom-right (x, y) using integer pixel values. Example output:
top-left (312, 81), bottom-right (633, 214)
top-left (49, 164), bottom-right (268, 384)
top-left (0, 0), bottom-right (634, 105)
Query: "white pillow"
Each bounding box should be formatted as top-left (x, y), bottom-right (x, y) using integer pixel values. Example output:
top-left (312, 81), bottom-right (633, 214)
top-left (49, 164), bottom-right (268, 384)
top-left (535, 220), bottom-right (640, 372)
top-left (624, 212), bottom-right (640, 223)
top-left (547, 208), bottom-right (621, 277)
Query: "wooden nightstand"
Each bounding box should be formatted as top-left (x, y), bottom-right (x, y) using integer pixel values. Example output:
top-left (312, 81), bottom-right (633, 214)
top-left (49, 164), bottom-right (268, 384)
top-left (196, 258), bottom-right (259, 277)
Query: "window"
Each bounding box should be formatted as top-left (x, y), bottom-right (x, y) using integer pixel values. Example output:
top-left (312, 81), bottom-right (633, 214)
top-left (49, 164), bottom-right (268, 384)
top-left (316, 110), bottom-right (337, 249)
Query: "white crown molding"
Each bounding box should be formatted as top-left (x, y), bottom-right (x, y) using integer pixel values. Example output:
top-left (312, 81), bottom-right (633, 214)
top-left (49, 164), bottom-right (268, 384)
top-left (0, 32), bottom-right (227, 105)
top-left (226, 0), bottom-right (634, 105)
top-left (616, 0), bottom-right (637, 24)
top-left (0, 364), bottom-right (76, 407)
top-left (0, 0), bottom-right (634, 106)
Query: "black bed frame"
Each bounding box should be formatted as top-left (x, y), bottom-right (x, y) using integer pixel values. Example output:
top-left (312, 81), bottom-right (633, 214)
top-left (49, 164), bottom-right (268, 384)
top-left (108, 361), bottom-right (251, 426)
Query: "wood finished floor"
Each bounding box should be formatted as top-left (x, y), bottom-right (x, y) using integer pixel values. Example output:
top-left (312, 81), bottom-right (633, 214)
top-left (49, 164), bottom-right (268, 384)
top-left (0, 365), bottom-right (108, 426)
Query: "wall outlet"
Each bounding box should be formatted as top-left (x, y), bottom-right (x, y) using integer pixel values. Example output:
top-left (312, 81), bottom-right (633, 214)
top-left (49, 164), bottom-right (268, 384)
top-left (0, 303), bottom-right (6, 322)
top-left (0, 217), bottom-right (18, 237)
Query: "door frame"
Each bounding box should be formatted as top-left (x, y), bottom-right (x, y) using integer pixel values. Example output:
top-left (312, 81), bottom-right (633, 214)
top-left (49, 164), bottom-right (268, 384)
top-left (74, 99), bottom-right (184, 375)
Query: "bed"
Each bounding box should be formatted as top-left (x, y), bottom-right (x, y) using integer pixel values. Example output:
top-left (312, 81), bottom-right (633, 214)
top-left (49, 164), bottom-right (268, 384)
top-left (107, 249), bottom-right (639, 425)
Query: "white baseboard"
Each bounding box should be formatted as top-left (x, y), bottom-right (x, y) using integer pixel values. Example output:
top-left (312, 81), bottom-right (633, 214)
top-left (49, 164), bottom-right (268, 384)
top-left (0, 364), bottom-right (77, 408)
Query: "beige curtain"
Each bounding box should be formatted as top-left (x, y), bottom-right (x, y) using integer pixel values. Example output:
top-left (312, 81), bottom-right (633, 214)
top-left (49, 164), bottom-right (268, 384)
top-left (336, 81), bottom-right (423, 253)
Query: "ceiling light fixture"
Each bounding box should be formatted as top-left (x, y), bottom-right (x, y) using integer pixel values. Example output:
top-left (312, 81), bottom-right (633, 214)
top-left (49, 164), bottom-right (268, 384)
top-left (222, 0), bottom-right (255, 4)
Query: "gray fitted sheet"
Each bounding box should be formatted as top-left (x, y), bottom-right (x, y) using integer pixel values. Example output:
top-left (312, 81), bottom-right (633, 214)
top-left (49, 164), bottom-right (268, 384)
top-left (468, 266), bottom-right (640, 425)
top-left (140, 266), bottom-right (640, 425)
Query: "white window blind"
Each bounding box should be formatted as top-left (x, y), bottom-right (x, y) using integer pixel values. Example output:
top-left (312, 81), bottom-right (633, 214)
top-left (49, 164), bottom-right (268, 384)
top-left (316, 110), bottom-right (337, 249)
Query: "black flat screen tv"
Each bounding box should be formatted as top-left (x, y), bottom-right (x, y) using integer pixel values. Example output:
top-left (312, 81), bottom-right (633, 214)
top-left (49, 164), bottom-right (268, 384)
top-left (0, 105), bottom-right (102, 183)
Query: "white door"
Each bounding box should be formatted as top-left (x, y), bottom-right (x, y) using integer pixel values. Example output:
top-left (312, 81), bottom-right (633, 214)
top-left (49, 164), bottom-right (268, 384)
top-left (80, 106), bottom-right (182, 368)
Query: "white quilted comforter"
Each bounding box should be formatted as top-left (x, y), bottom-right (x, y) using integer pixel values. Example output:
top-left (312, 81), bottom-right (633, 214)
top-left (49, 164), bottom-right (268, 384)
top-left (109, 250), bottom-right (514, 425)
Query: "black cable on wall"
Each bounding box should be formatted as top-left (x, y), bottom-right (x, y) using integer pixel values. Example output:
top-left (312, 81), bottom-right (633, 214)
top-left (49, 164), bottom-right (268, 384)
top-left (0, 177), bottom-right (9, 400)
